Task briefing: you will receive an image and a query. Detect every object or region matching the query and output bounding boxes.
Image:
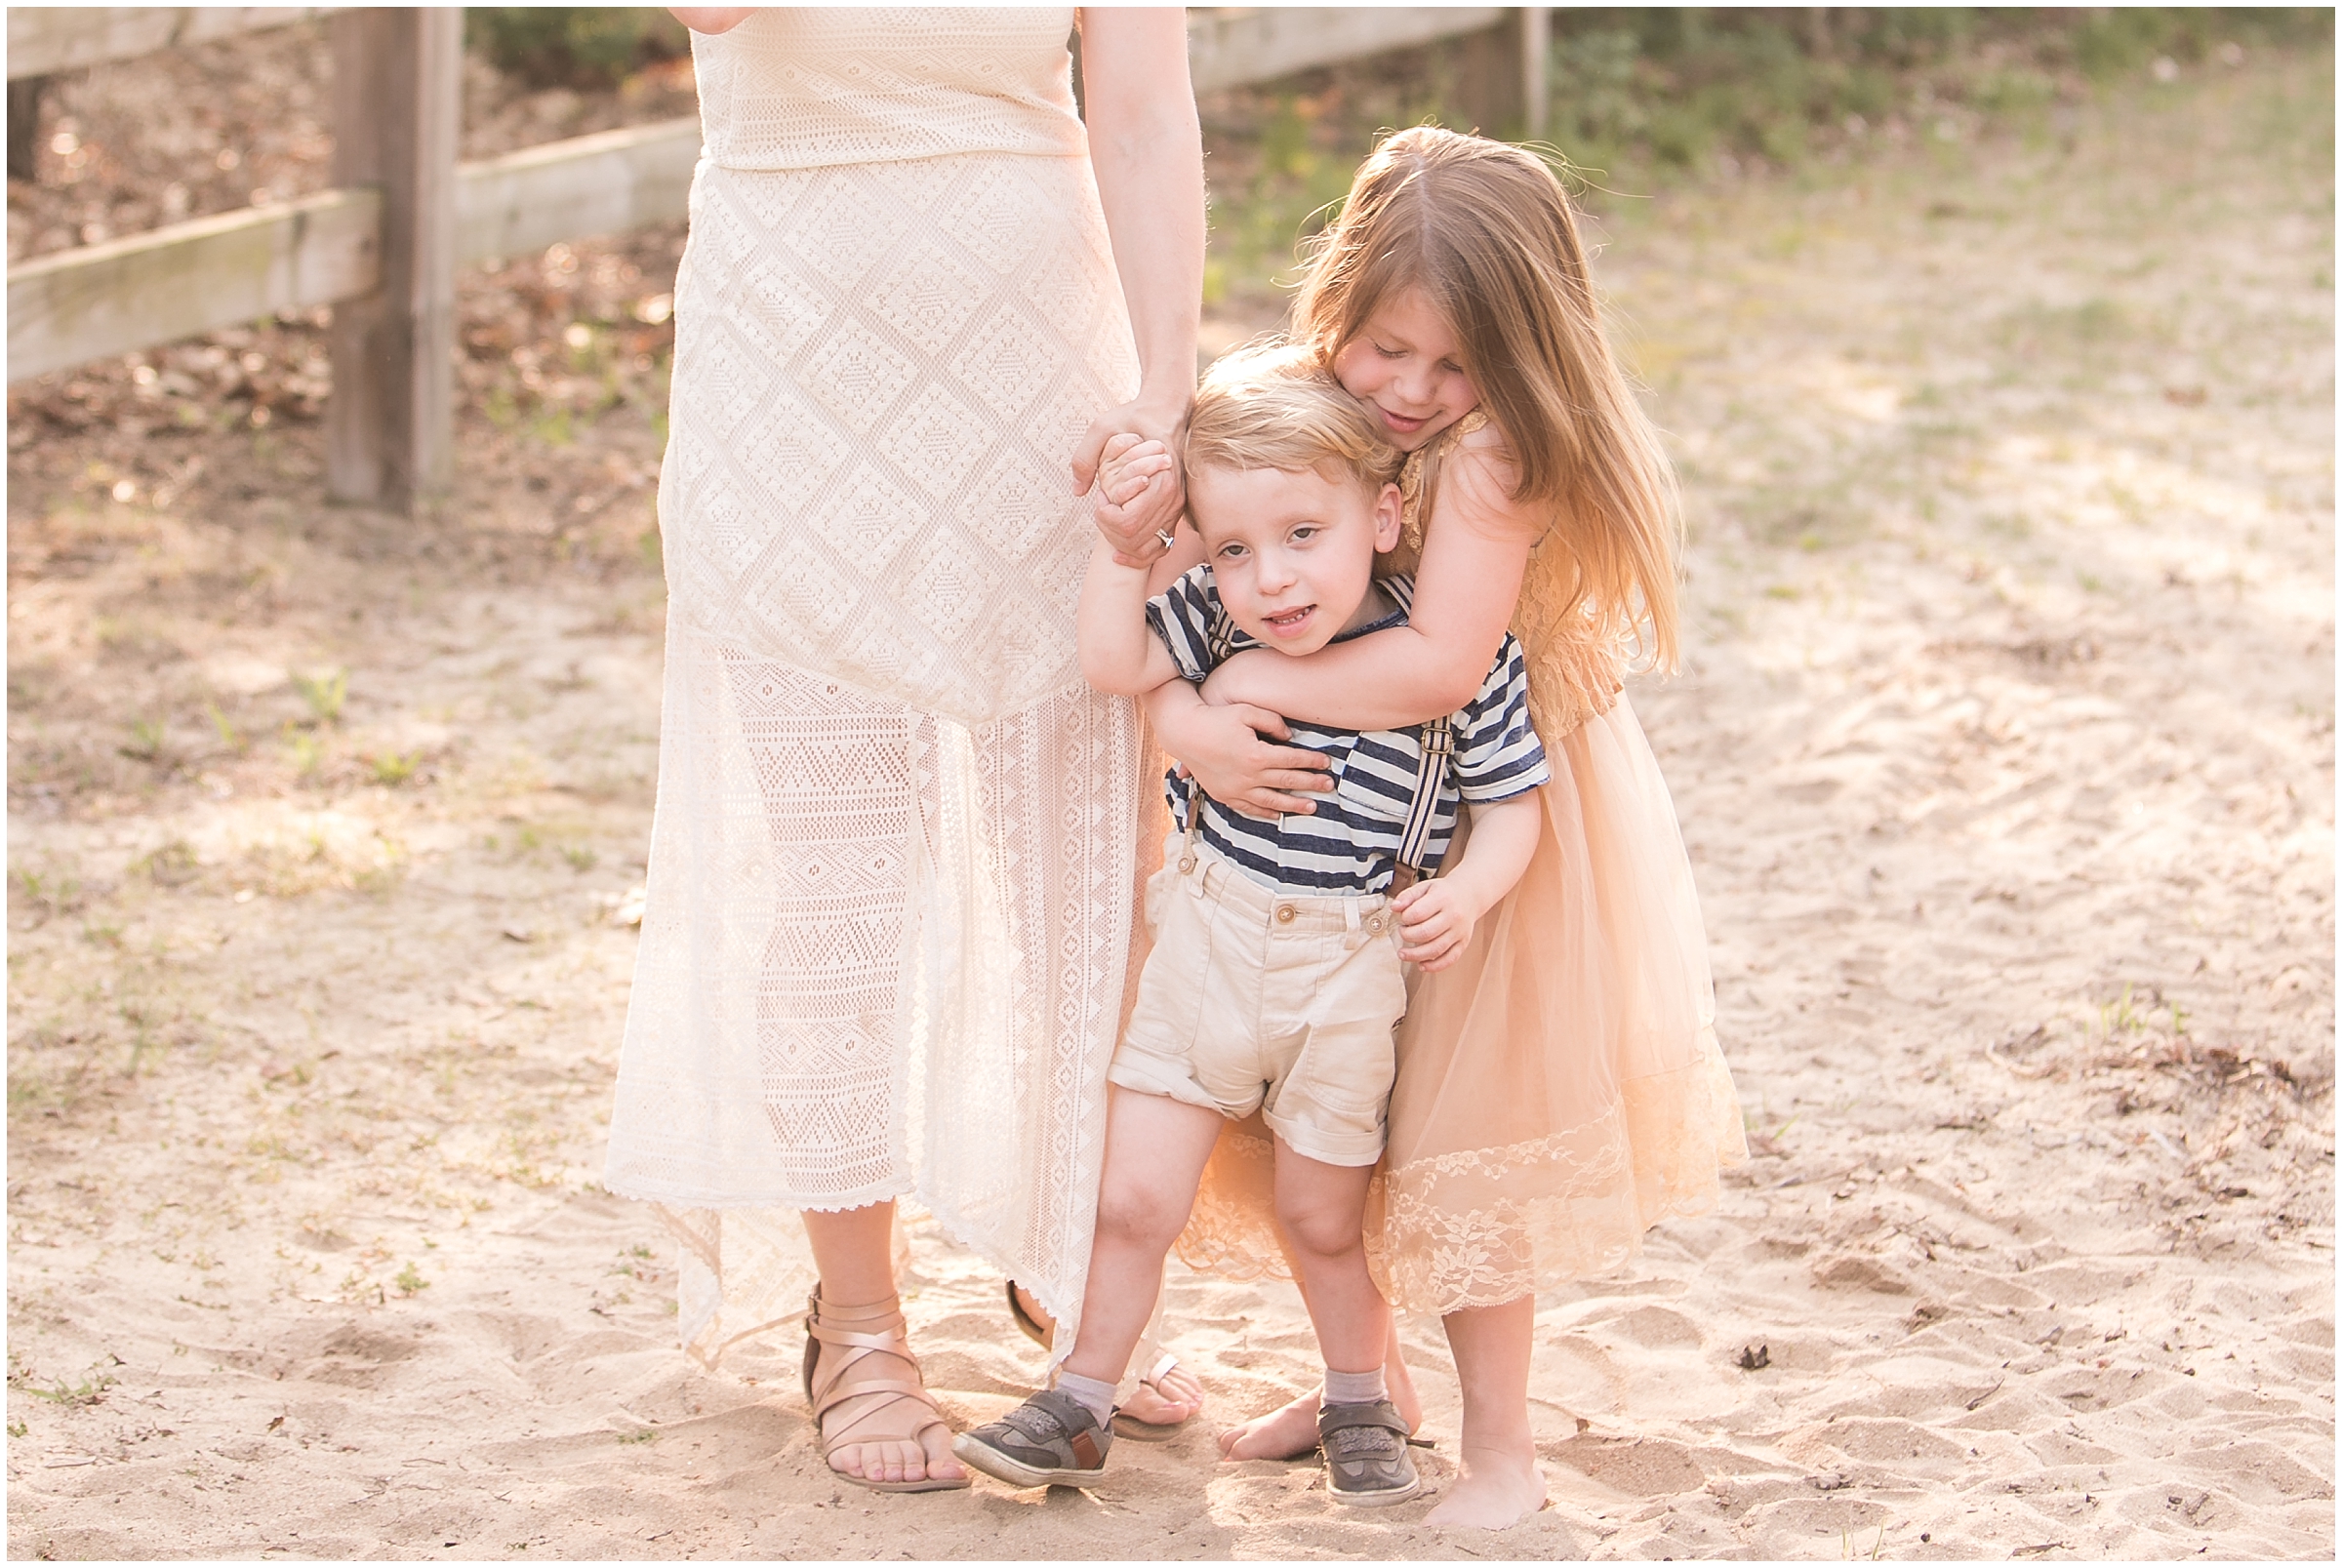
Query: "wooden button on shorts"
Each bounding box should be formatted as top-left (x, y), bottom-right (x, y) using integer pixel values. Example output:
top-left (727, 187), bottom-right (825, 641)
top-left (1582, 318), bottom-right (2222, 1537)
top-left (1110, 834), bottom-right (1406, 1167)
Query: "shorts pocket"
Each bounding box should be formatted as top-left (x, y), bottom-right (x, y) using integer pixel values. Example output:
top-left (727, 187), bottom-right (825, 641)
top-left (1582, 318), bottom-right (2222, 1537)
top-left (1143, 861), bottom-right (1178, 934)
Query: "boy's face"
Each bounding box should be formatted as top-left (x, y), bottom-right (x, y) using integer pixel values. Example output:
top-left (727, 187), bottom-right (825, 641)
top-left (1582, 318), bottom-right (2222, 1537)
top-left (1330, 286), bottom-right (1479, 454)
top-left (1187, 464), bottom-right (1403, 657)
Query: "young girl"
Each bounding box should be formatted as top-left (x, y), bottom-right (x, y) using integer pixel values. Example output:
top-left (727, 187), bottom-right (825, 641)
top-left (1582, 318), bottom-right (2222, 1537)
top-left (1119, 126), bottom-right (1747, 1529)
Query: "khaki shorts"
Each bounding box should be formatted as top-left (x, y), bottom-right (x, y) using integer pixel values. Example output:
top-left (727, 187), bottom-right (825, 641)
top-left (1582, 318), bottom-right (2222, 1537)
top-left (1110, 833), bottom-right (1406, 1168)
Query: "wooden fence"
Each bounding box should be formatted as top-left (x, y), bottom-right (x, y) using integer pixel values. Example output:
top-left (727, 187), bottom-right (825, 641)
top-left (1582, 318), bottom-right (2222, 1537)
top-left (8, 6), bottom-right (1552, 510)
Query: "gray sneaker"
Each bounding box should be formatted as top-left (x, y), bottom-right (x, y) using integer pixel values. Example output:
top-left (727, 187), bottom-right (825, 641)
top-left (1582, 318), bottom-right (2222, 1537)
top-left (1316, 1397), bottom-right (1422, 1506)
top-left (952, 1388), bottom-right (1113, 1488)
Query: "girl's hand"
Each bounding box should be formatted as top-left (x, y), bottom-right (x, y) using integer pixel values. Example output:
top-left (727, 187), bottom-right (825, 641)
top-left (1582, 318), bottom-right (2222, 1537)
top-left (1391, 878), bottom-right (1482, 972)
top-left (1144, 685), bottom-right (1334, 820)
top-left (1074, 393), bottom-right (1188, 569)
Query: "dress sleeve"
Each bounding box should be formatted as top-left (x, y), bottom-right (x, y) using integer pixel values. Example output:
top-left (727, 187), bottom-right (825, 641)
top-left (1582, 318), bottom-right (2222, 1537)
top-left (1449, 631), bottom-right (1551, 802)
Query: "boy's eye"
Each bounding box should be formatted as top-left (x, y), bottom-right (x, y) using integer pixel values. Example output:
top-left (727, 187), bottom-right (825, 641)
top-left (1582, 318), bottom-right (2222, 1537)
top-left (1289, 525), bottom-right (1321, 543)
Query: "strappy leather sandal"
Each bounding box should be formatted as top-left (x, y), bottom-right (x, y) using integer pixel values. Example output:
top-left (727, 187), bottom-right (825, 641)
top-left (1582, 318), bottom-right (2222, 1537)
top-left (801, 1287), bottom-right (970, 1494)
top-left (1004, 1282), bottom-right (1194, 1441)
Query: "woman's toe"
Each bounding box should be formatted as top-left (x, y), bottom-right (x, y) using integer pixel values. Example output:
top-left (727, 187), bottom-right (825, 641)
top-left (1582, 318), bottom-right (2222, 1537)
top-left (919, 1426), bottom-right (967, 1481)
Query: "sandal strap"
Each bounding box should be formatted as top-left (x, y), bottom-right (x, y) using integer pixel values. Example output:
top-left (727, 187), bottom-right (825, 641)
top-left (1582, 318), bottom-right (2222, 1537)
top-left (808, 1318), bottom-right (911, 1354)
top-left (820, 1387), bottom-right (948, 1449)
top-left (1137, 1350), bottom-right (1180, 1389)
top-left (802, 1289), bottom-right (947, 1455)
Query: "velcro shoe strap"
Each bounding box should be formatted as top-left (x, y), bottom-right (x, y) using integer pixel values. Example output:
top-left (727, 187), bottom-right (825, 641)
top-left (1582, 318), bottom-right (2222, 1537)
top-left (1316, 1398), bottom-right (1410, 1441)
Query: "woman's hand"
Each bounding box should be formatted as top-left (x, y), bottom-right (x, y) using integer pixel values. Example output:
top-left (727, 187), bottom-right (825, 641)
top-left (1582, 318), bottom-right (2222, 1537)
top-left (1074, 393), bottom-right (1187, 568)
top-left (1142, 683), bottom-right (1334, 820)
top-left (668, 7), bottom-right (753, 34)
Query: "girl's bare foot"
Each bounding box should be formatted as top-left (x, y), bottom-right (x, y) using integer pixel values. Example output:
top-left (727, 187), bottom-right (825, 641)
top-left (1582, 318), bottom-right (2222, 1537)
top-left (1216, 1368), bottom-right (1424, 1461)
top-left (1425, 1441), bottom-right (1545, 1529)
top-left (1217, 1387), bottom-right (1321, 1460)
top-left (1219, 1319), bottom-right (1424, 1460)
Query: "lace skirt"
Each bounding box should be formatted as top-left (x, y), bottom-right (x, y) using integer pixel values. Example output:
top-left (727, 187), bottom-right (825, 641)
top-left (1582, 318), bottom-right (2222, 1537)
top-left (605, 148), bottom-right (1154, 1367)
top-left (1177, 693), bottom-right (1747, 1315)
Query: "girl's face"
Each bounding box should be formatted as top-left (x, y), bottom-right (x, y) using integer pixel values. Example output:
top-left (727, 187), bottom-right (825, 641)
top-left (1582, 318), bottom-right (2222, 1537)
top-left (1331, 288), bottom-right (1479, 453)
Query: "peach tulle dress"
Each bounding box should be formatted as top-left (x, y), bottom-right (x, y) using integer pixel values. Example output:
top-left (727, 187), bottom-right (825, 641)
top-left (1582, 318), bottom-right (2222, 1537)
top-left (1177, 413), bottom-right (1748, 1315)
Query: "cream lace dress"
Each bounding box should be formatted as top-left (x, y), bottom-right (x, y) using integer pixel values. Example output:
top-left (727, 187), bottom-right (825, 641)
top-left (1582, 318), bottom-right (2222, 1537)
top-left (1180, 414), bottom-right (1749, 1314)
top-left (604, 8), bottom-right (1156, 1369)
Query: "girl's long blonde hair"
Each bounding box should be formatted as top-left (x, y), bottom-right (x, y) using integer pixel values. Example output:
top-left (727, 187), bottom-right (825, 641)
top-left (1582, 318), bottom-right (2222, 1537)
top-left (1294, 125), bottom-right (1681, 669)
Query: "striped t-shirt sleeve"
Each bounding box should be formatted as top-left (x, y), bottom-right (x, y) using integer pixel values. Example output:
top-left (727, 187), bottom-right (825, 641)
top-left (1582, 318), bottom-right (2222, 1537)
top-left (1144, 566), bottom-right (1219, 684)
top-left (1450, 631), bottom-right (1551, 803)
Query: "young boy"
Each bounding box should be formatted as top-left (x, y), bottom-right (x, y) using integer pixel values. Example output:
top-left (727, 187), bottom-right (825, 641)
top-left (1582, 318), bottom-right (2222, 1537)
top-left (953, 346), bottom-right (1548, 1506)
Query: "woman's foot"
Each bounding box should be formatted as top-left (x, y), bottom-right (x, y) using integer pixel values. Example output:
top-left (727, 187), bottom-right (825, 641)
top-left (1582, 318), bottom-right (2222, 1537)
top-left (825, 1402), bottom-right (966, 1489)
top-left (1424, 1441), bottom-right (1546, 1529)
top-left (804, 1291), bottom-right (968, 1491)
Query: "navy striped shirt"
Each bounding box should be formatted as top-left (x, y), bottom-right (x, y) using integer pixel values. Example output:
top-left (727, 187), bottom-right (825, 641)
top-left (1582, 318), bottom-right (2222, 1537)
top-left (1146, 569), bottom-right (1550, 895)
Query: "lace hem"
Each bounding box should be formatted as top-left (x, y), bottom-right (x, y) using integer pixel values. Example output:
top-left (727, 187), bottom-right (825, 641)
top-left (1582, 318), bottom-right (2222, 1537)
top-left (1370, 1036), bottom-right (1745, 1314)
top-left (1173, 1036), bottom-right (1746, 1316)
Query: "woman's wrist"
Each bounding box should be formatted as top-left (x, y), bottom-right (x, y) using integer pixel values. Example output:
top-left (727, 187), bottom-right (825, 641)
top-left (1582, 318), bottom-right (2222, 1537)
top-left (1127, 383), bottom-right (1191, 430)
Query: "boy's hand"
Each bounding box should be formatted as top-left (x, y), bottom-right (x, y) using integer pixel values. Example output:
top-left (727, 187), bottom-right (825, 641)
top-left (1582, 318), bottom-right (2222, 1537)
top-left (1086, 435), bottom-right (1184, 569)
top-left (1096, 435), bottom-right (1176, 517)
top-left (1390, 877), bottom-right (1483, 972)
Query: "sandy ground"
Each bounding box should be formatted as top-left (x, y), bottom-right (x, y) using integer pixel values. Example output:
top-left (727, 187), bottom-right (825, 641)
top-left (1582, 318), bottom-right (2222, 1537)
top-left (8, 48), bottom-right (2333, 1563)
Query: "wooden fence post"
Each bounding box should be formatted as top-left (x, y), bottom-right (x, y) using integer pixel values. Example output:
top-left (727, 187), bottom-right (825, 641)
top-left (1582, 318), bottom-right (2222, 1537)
top-left (1522, 8), bottom-right (1551, 142)
top-left (1454, 13), bottom-right (1525, 141)
top-left (326, 6), bottom-right (458, 512)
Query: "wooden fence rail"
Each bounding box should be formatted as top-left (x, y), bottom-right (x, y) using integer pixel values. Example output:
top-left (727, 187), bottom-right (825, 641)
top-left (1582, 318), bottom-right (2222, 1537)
top-left (7, 6), bottom-right (1550, 509)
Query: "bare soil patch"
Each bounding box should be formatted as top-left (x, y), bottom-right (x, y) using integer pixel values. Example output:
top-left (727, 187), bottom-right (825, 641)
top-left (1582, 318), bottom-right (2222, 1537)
top-left (9, 40), bottom-right (2331, 1563)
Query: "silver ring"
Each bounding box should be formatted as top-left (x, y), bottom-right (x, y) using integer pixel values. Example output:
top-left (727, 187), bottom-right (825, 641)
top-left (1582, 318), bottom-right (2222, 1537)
top-left (1153, 528), bottom-right (1177, 551)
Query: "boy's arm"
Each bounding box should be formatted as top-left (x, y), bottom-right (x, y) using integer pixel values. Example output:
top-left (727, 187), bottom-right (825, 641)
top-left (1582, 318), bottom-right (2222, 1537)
top-left (1078, 537), bottom-right (1181, 696)
top-left (1390, 792), bottom-right (1541, 971)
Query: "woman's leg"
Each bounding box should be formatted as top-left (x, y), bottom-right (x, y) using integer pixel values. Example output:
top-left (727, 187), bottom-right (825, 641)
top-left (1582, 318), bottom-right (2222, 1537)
top-left (1424, 1295), bottom-right (1546, 1529)
top-left (801, 1200), bottom-right (965, 1487)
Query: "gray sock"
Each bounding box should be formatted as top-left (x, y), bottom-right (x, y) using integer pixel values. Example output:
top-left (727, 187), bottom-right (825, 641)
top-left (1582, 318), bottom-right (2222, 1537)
top-left (1053, 1369), bottom-right (1117, 1427)
top-left (1323, 1366), bottom-right (1388, 1406)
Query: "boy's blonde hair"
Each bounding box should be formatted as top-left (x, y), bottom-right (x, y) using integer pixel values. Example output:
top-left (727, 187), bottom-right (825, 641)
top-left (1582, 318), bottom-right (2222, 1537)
top-left (1294, 125), bottom-right (1682, 668)
top-left (1181, 342), bottom-right (1404, 510)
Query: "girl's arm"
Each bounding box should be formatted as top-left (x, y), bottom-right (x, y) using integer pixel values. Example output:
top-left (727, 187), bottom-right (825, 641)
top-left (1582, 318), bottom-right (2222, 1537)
top-left (1068, 8), bottom-right (1203, 563)
top-left (1205, 435), bottom-right (1539, 730)
top-left (669, 8), bottom-right (753, 33)
top-left (1140, 681), bottom-right (1336, 819)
